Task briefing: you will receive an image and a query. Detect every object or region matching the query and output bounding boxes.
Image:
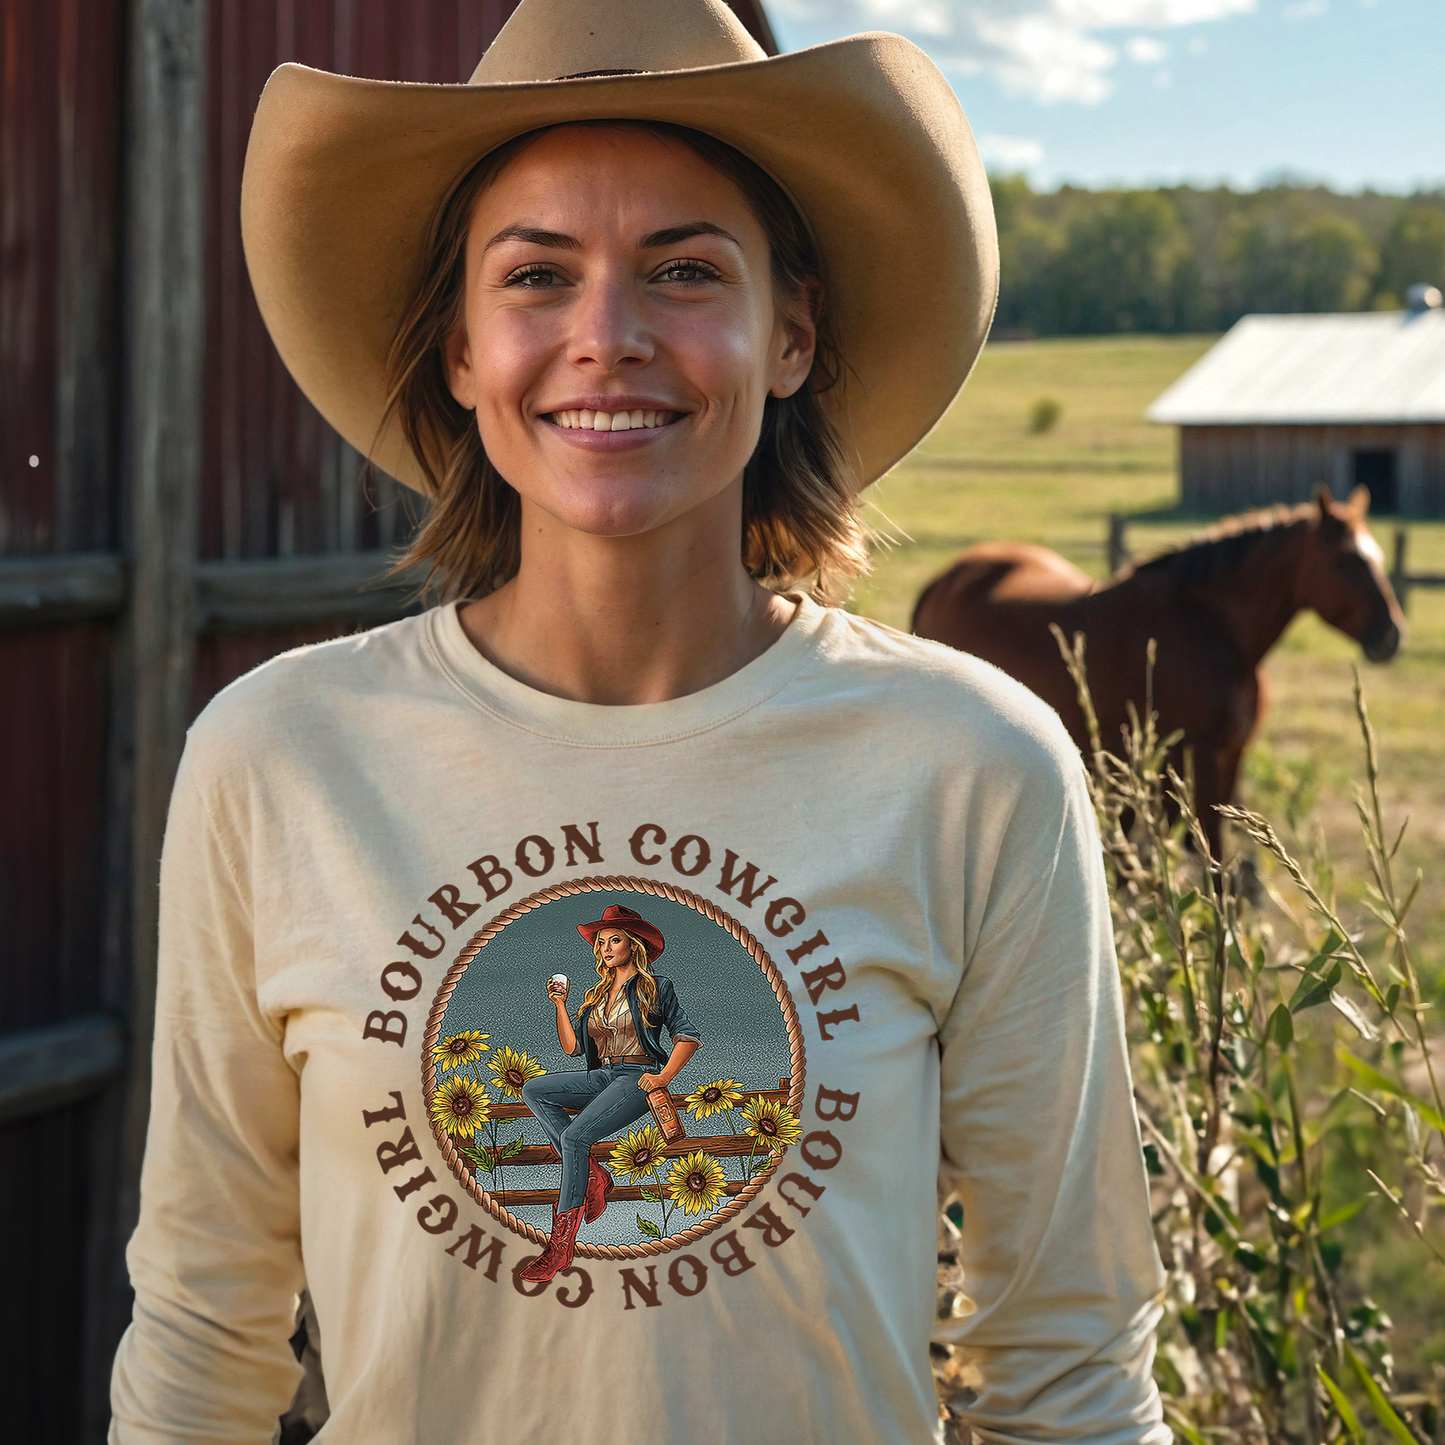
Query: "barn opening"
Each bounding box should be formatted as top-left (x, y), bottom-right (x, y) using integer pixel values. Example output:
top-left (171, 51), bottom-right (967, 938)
top-left (1352, 449), bottom-right (1399, 513)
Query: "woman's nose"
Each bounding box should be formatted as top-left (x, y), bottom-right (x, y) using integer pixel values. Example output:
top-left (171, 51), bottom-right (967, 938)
top-left (566, 274), bottom-right (654, 372)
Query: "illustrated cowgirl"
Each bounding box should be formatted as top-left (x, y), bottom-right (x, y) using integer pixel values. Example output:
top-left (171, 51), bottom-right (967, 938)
top-left (519, 905), bottom-right (699, 1282)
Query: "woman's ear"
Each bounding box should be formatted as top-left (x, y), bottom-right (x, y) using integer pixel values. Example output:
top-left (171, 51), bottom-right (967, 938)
top-left (443, 317), bottom-right (477, 411)
top-left (768, 281), bottom-right (820, 400)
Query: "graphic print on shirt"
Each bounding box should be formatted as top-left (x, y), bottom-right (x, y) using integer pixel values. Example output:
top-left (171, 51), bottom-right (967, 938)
top-left (422, 879), bottom-right (805, 1256)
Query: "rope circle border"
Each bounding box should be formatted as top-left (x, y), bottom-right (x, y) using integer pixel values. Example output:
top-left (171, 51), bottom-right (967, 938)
top-left (421, 874), bottom-right (806, 1260)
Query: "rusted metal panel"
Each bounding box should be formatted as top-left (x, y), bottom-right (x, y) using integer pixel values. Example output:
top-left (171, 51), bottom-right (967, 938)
top-left (0, 621), bottom-right (111, 1029)
top-left (0, 1101), bottom-right (94, 1440)
top-left (0, 0), bottom-right (124, 558)
top-left (1, 0), bottom-right (62, 554)
top-left (0, 5), bottom-right (127, 1434)
top-left (202, 1), bottom-right (523, 566)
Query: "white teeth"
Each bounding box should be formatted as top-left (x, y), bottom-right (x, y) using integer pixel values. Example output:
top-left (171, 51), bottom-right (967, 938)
top-left (551, 408), bottom-right (677, 430)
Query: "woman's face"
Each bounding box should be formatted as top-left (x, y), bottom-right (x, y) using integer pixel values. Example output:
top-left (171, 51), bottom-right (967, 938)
top-left (444, 125), bottom-right (816, 541)
top-left (597, 930), bottom-right (634, 969)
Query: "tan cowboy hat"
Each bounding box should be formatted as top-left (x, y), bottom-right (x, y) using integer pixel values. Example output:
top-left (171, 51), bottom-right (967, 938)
top-left (241, 0), bottom-right (997, 494)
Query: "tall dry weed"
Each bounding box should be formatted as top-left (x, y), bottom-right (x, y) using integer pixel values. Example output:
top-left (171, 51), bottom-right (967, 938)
top-left (934, 633), bottom-right (1444, 1445)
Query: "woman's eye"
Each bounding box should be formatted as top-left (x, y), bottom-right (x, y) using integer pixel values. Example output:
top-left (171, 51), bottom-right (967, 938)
top-left (655, 259), bottom-right (720, 284)
top-left (506, 265), bottom-right (562, 288)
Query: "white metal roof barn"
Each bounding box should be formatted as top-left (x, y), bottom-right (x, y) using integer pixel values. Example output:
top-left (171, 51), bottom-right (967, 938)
top-left (1148, 289), bottom-right (1445, 514)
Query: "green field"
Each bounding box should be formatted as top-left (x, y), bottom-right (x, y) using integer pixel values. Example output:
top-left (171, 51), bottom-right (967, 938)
top-left (850, 334), bottom-right (1445, 965)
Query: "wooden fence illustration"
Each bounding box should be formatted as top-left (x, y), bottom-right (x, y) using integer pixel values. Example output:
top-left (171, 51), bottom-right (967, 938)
top-left (476, 1079), bottom-right (792, 1208)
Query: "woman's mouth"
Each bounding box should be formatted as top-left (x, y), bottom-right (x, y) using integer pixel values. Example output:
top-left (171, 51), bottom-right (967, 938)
top-left (545, 408), bottom-right (681, 432)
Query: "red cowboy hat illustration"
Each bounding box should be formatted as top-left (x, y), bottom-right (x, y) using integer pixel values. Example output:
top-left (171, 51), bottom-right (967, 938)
top-left (577, 905), bottom-right (665, 963)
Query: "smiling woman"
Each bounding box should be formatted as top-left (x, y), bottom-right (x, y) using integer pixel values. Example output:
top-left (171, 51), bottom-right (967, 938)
top-left (111, 2), bottom-right (1173, 1443)
top-left (385, 120), bottom-right (860, 631)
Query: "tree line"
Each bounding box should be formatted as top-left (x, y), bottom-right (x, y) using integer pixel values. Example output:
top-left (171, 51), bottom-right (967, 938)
top-left (990, 177), bottom-right (1445, 337)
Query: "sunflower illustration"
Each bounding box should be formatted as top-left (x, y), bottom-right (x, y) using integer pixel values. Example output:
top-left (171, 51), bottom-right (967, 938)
top-left (431, 1030), bottom-right (491, 1072)
top-left (430, 1075), bottom-right (491, 1140)
top-left (740, 1095), bottom-right (802, 1152)
top-left (609, 1125), bottom-right (667, 1183)
top-left (665, 1151), bottom-right (727, 1216)
top-left (487, 1046), bottom-right (545, 1100)
top-left (683, 1078), bottom-right (744, 1121)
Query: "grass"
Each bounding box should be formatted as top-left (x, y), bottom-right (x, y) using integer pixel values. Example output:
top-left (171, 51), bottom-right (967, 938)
top-left (849, 332), bottom-right (1445, 966)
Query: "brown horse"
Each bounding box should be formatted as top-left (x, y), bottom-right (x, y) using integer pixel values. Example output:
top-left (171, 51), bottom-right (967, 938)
top-left (912, 487), bottom-right (1405, 855)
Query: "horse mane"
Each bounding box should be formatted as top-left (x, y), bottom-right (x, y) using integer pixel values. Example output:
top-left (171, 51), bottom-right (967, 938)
top-left (1125, 502), bottom-right (1318, 587)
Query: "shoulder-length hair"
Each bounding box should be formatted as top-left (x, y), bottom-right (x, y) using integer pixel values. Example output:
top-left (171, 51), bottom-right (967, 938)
top-left (381, 120), bottom-right (869, 603)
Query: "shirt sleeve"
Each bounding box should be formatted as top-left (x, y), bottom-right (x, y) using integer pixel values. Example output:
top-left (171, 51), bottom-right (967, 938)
top-left (110, 749), bottom-right (305, 1443)
top-left (937, 734), bottom-right (1170, 1445)
top-left (659, 979), bottom-right (701, 1044)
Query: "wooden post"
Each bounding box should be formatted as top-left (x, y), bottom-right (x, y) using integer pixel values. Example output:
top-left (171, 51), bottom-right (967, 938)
top-left (93, 0), bottom-right (208, 1426)
top-left (1392, 527), bottom-right (1410, 612)
top-left (1107, 513), bottom-right (1130, 576)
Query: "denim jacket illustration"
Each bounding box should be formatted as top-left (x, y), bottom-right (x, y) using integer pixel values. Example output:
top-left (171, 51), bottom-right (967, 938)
top-left (571, 974), bottom-right (700, 1070)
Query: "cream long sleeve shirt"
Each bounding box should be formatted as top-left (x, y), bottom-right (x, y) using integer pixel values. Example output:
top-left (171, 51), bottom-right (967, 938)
top-left (110, 596), bottom-right (1169, 1445)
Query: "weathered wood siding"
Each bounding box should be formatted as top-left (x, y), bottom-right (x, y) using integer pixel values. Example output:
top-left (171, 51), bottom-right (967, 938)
top-left (1179, 423), bottom-right (1445, 515)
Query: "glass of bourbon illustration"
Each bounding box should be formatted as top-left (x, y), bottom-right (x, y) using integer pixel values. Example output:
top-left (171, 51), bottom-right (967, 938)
top-left (648, 1086), bottom-right (686, 1143)
top-left (547, 973), bottom-right (568, 997)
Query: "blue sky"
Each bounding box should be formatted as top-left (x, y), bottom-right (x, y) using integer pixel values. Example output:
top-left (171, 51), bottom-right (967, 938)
top-left (767, 0), bottom-right (1444, 192)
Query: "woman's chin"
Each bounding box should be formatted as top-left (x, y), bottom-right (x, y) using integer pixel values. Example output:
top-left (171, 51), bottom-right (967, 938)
top-left (529, 477), bottom-right (728, 542)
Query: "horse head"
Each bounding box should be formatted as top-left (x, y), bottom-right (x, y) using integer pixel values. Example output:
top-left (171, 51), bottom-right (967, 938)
top-left (1297, 485), bottom-right (1406, 662)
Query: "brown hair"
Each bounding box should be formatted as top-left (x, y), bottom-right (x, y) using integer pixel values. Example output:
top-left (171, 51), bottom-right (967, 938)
top-left (381, 121), bottom-right (868, 603)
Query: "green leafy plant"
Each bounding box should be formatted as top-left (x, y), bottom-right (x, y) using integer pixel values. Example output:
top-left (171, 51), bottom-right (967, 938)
top-left (933, 638), bottom-right (1443, 1445)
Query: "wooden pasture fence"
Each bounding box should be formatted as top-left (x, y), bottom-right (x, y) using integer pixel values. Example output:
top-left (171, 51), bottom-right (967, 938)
top-left (477, 1080), bottom-right (791, 1210)
top-left (1389, 529), bottom-right (1445, 611)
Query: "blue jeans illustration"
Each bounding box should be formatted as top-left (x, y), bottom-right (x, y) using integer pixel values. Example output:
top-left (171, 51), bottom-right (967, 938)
top-left (521, 1062), bottom-right (654, 1213)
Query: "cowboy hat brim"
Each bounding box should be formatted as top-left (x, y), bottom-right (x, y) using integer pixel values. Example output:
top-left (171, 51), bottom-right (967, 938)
top-left (578, 916), bottom-right (666, 963)
top-left (241, 35), bottom-right (998, 495)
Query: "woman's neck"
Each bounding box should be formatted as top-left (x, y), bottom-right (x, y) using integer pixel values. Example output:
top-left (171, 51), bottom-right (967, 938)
top-left (608, 964), bottom-right (636, 1001)
top-left (457, 478), bottom-right (795, 705)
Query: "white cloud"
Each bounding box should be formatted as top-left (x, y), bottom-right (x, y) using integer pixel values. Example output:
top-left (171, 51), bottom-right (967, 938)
top-left (1283, 0), bottom-right (1328, 17)
top-left (772, 0), bottom-right (1255, 103)
top-left (978, 132), bottom-right (1047, 166)
top-left (1125, 34), bottom-right (1169, 60)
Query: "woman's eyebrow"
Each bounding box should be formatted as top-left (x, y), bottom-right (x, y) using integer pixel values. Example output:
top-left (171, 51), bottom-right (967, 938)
top-left (640, 222), bottom-right (740, 249)
top-left (483, 225), bottom-right (581, 251)
top-left (482, 221), bottom-right (740, 252)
